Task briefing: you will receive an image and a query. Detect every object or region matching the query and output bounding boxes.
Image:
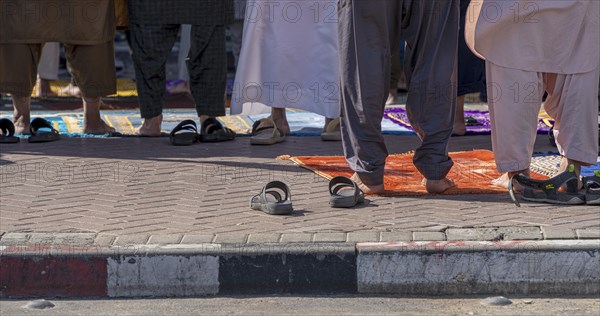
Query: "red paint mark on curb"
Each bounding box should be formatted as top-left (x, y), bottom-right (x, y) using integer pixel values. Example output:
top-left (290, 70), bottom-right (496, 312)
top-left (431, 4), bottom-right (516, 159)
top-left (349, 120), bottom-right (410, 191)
top-left (0, 257), bottom-right (107, 297)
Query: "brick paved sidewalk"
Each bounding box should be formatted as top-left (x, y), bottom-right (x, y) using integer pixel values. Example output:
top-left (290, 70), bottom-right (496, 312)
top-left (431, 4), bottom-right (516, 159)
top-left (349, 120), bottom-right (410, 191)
top-left (1, 134), bottom-right (598, 243)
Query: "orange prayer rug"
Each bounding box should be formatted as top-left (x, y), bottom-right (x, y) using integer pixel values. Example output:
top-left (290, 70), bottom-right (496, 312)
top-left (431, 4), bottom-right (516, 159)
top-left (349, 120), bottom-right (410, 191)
top-left (282, 150), bottom-right (548, 196)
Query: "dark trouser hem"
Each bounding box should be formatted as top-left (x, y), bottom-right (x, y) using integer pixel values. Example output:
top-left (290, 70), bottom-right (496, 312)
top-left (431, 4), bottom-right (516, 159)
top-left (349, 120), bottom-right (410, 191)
top-left (414, 158), bottom-right (454, 181)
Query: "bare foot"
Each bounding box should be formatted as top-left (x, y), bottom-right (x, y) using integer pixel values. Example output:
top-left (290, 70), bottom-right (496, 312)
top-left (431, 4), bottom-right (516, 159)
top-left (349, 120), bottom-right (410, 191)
top-left (12, 96), bottom-right (31, 134)
top-left (423, 178), bottom-right (456, 194)
top-left (386, 89), bottom-right (397, 105)
top-left (35, 78), bottom-right (57, 98)
top-left (351, 173), bottom-right (385, 195)
top-left (135, 114), bottom-right (163, 137)
top-left (256, 111), bottom-right (291, 135)
top-left (491, 170), bottom-right (529, 192)
top-left (13, 118), bottom-right (30, 135)
top-left (167, 81), bottom-right (190, 95)
top-left (84, 118), bottom-right (116, 134)
top-left (452, 122), bottom-right (467, 136)
top-left (59, 83), bottom-right (81, 97)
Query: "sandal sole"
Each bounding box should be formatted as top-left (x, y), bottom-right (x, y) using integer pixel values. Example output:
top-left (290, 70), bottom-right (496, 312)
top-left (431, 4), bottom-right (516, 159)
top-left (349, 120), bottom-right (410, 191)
top-left (522, 196), bottom-right (586, 205)
top-left (251, 202), bottom-right (293, 215)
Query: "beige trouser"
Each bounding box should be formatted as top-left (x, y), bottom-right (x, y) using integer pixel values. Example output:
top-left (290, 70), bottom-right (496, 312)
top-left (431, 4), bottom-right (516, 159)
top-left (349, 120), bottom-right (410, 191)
top-left (487, 61), bottom-right (599, 172)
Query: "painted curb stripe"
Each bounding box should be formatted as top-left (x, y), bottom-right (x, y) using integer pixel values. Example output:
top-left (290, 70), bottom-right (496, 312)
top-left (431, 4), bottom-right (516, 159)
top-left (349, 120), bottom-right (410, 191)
top-left (0, 257), bottom-right (107, 297)
top-left (1, 241), bottom-right (600, 297)
top-left (107, 255), bottom-right (219, 297)
top-left (357, 248), bottom-right (600, 295)
top-left (219, 253), bottom-right (357, 294)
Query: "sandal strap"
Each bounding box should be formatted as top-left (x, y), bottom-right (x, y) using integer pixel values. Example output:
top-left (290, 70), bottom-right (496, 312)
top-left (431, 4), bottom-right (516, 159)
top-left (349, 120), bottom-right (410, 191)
top-left (170, 120), bottom-right (198, 136)
top-left (583, 172), bottom-right (600, 191)
top-left (251, 118), bottom-right (274, 135)
top-left (510, 166), bottom-right (580, 206)
top-left (201, 118), bottom-right (224, 135)
top-left (514, 168), bottom-right (579, 194)
top-left (325, 118), bottom-right (340, 133)
top-left (329, 176), bottom-right (356, 195)
top-left (261, 181), bottom-right (291, 203)
top-left (0, 118), bottom-right (15, 136)
top-left (29, 118), bottom-right (58, 136)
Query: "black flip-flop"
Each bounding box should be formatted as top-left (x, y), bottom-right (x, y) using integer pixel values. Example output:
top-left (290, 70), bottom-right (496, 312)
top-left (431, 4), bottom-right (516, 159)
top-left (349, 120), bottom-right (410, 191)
top-left (250, 181), bottom-right (293, 215)
top-left (199, 118), bottom-right (236, 142)
top-left (28, 118), bottom-right (60, 143)
top-left (329, 176), bottom-right (365, 208)
top-left (0, 118), bottom-right (20, 143)
top-left (583, 171), bottom-right (600, 205)
top-left (509, 165), bottom-right (585, 207)
top-left (170, 120), bottom-right (198, 146)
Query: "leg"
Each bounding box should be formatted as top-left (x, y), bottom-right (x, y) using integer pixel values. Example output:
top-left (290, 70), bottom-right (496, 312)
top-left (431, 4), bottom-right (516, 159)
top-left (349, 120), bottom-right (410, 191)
top-left (130, 24), bottom-right (180, 136)
top-left (177, 25), bottom-right (192, 81)
top-left (188, 25), bottom-right (228, 121)
top-left (402, 0), bottom-right (459, 192)
top-left (453, 95), bottom-right (467, 135)
top-left (64, 41), bottom-right (117, 134)
top-left (168, 25), bottom-right (192, 95)
top-left (387, 51), bottom-right (401, 105)
top-left (0, 43), bottom-right (42, 134)
top-left (338, 0), bottom-right (398, 193)
top-left (229, 21), bottom-right (244, 68)
top-left (544, 68), bottom-right (600, 185)
top-left (454, 0), bottom-right (485, 136)
top-left (486, 61), bottom-right (543, 188)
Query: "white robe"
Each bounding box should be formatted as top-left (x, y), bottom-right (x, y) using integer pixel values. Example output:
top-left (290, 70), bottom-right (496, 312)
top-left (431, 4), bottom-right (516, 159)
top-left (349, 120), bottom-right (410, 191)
top-left (466, 0), bottom-right (599, 74)
top-left (231, 0), bottom-right (340, 118)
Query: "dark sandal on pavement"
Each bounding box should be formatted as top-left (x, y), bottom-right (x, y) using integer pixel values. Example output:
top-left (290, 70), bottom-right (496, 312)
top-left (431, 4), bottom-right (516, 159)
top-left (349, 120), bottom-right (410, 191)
top-left (250, 118), bottom-right (286, 145)
top-left (0, 118), bottom-right (20, 143)
top-left (200, 118), bottom-right (236, 142)
top-left (509, 165), bottom-right (585, 207)
top-left (250, 181), bottom-right (293, 215)
top-left (329, 176), bottom-right (364, 208)
top-left (583, 171), bottom-right (600, 205)
top-left (28, 118), bottom-right (60, 143)
top-left (170, 120), bottom-right (199, 146)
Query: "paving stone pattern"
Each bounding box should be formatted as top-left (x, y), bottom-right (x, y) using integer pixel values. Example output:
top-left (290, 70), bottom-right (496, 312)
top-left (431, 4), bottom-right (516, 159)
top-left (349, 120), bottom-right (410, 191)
top-left (1, 135), bottom-right (598, 240)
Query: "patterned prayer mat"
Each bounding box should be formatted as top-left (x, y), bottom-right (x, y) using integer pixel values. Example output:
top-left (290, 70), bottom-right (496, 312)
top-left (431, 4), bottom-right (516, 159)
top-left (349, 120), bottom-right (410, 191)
top-left (531, 154), bottom-right (600, 177)
top-left (282, 150), bottom-right (548, 196)
top-left (0, 109), bottom-right (413, 138)
top-left (384, 107), bottom-right (554, 135)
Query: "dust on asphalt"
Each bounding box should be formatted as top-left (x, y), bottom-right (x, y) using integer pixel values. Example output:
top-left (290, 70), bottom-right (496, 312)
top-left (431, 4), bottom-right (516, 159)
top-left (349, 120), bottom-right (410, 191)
top-left (2, 295), bottom-right (599, 316)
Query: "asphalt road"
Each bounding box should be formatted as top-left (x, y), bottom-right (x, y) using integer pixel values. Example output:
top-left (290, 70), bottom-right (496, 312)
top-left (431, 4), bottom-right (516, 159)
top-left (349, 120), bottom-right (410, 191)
top-left (2, 296), bottom-right (599, 316)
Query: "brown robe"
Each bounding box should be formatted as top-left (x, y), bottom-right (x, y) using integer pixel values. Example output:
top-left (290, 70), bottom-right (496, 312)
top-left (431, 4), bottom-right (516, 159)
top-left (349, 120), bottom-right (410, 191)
top-left (0, 0), bottom-right (117, 45)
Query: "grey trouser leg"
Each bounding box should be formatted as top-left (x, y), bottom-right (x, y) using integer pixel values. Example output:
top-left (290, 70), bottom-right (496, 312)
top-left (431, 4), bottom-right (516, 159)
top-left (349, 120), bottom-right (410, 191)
top-left (188, 25), bottom-right (227, 117)
top-left (130, 24), bottom-right (180, 119)
top-left (339, 0), bottom-right (458, 183)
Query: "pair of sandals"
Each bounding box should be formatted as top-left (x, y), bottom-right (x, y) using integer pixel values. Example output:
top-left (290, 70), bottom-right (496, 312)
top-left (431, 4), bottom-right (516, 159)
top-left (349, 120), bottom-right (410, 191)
top-left (170, 118), bottom-right (236, 146)
top-left (250, 176), bottom-right (365, 215)
top-left (509, 166), bottom-right (600, 207)
top-left (250, 117), bottom-right (342, 145)
top-left (0, 118), bottom-right (60, 144)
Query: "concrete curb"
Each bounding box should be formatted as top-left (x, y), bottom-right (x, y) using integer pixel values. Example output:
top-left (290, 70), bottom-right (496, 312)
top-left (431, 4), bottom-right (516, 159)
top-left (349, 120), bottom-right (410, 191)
top-left (1, 240), bottom-right (598, 298)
